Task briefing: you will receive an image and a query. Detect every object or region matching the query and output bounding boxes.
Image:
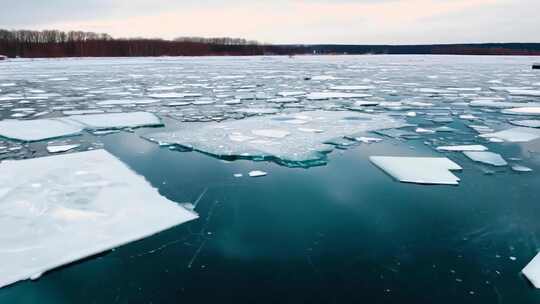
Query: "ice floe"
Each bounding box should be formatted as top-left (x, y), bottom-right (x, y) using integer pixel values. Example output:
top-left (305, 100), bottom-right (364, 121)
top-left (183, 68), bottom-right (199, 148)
top-left (512, 165), bottom-right (533, 172)
top-left (502, 107), bottom-right (540, 116)
top-left (0, 119), bottom-right (83, 142)
top-left (148, 93), bottom-right (202, 99)
top-left (65, 112), bottom-right (162, 130)
top-left (96, 99), bottom-right (158, 106)
top-left (479, 127), bottom-right (540, 143)
top-left (277, 91), bottom-right (305, 97)
top-left (354, 136), bottom-right (383, 143)
top-left (436, 145), bottom-right (488, 152)
top-left (0, 112), bottom-right (162, 142)
top-left (507, 89), bottom-right (540, 97)
top-left (329, 85), bottom-right (375, 91)
top-left (46, 144), bottom-right (80, 153)
top-left (523, 253), bottom-right (540, 288)
top-left (306, 92), bottom-right (372, 100)
top-left (0, 150), bottom-right (198, 288)
top-left (369, 156), bottom-right (462, 185)
top-left (249, 170), bottom-right (267, 177)
top-left (510, 120), bottom-right (540, 128)
top-left (145, 111), bottom-right (403, 166)
top-left (463, 151), bottom-right (507, 166)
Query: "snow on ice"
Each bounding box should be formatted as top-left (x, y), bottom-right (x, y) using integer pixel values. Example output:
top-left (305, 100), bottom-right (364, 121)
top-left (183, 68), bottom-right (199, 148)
top-left (0, 150), bottom-right (198, 288)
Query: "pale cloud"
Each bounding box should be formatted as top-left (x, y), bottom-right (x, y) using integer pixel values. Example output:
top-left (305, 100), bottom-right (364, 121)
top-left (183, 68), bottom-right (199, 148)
top-left (2, 0), bottom-right (538, 44)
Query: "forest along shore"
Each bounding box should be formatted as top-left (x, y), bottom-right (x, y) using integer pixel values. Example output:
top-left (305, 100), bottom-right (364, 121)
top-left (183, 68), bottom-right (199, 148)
top-left (2, 29), bottom-right (540, 58)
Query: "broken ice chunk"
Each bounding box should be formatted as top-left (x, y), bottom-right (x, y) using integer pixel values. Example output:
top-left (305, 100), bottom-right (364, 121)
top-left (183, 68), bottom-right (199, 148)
top-left (96, 99), bottom-right (158, 106)
top-left (0, 150), bottom-right (198, 289)
top-left (269, 97), bottom-right (298, 103)
top-left (512, 165), bottom-right (533, 172)
top-left (148, 93), bottom-right (202, 99)
top-left (479, 127), bottom-right (540, 143)
top-left (502, 107), bottom-right (540, 116)
top-left (415, 128), bottom-right (436, 134)
top-left (459, 114), bottom-right (478, 120)
top-left (329, 85), bottom-right (375, 91)
top-left (0, 119), bottom-right (83, 142)
top-left (249, 170), bottom-right (267, 177)
top-left (406, 112), bottom-right (417, 117)
top-left (507, 89), bottom-right (540, 97)
top-left (510, 120), bottom-right (540, 128)
top-left (65, 112), bottom-right (162, 130)
top-left (369, 156), bottom-right (462, 185)
top-left (277, 91), bottom-right (305, 97)
top-left (436, 145), bottom-right (488, 152)
top-left (470, 100), bottom-right (531, 108)
top-left (354, 136), bottom-right (383, 143)
top-left (46, 144), bottom-right (80, 153)
top-left (144, 111), bottom-right (403, 167)
top-left (523, 252), bottom-right (540, 288)
top-left (235, 108), bottom-right (279, 115)
top-left (306, 92), bottom-right (371, 100)
top-left (376, 128), bottom-right (419, 139)
top-left (277, 91), bottom-right (306, 97)
top-left (463, 151), bottom-right (507, 166)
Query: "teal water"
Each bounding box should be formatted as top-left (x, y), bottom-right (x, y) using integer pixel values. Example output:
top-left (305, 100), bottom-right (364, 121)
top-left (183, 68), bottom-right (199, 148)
top-left (1, 129), bottom-right (539, 303)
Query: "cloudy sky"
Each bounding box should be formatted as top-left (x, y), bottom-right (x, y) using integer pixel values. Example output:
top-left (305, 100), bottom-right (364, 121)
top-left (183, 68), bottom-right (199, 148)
top-left (1, 0), bottom-right (538, 44)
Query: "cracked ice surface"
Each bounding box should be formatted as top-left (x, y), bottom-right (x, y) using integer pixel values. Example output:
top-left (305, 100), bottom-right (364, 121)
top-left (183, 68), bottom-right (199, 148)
top-left (0, 150), bottom-right (198, 288)
top-left (145, 111), bottom-right (403, 167)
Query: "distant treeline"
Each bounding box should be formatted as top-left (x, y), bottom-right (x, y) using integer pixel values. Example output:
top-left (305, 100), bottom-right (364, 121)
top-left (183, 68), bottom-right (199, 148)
top-left (1, 29), bottom-right (540, 57)
top-left (0, 29), bottom-right (300, 57)
top-left (304, 43), bottom-right (540, 56)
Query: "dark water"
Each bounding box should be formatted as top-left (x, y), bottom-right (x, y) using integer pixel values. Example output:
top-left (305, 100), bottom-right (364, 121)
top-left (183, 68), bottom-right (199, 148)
top-left (1, 129), bottom-right (539, 304)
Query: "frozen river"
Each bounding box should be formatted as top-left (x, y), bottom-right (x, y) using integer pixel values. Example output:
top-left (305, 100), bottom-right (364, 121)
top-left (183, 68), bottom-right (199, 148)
top-left (0, 55), bottom-right (540, 303)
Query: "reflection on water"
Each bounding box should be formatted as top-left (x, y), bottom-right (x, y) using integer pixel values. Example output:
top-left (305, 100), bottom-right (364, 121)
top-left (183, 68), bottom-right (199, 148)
top-left (1, 131), bottom-right (538, 303)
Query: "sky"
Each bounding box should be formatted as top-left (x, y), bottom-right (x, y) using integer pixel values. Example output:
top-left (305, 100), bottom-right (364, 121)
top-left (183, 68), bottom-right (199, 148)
top-left (1, 0), bottom-right (539, 44)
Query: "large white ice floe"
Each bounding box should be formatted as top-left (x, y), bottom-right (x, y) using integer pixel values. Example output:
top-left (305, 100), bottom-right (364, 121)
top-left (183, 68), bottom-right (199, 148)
top-left (523, 253), bottom-right (540, 288)
top-left (463, 151), bottom-right (508, 166)
top-left (0, 112), bottom-right (162, 141)
top-left (0, 118), bottom-right (83, 142)
top-left (479, 127), bottom-right (540, 143)
top-left (0, 149), bottom-right (198, 289)
top-left (369, 156), bottom-right (462, 185)
top-left (144, 111), bottom-right (403, 167)
top-left (65, 111), bottom-right (162, 130)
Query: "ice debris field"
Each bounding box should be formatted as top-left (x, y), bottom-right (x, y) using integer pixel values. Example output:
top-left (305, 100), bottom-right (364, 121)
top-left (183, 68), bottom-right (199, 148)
top-left (0, 55), bottom-right (540, 290)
